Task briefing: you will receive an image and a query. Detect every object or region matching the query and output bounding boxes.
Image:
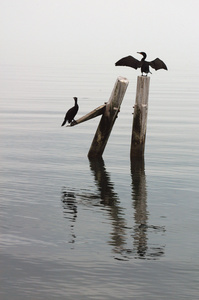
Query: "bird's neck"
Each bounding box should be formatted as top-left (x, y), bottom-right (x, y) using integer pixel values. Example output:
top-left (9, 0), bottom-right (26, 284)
top-left (141, 53), bottom-right (147, 61)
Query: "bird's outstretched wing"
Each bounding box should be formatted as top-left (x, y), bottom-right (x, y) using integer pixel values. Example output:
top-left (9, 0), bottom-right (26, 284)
top-left (149, 58), bottom-right (168, 71)
top-left (115, 56), bottom-right (142, 69)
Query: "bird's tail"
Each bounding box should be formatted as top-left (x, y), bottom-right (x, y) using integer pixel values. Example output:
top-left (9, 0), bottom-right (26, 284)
top-left (61, 120), bottom-right (66, 126)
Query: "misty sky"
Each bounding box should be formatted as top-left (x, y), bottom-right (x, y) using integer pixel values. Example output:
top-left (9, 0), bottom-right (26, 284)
top-left (1, 0), bottom-right (199, 68)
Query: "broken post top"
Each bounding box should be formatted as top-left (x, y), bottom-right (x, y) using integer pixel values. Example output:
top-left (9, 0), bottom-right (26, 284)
top-left (117, 76), bottom-right (129, 83)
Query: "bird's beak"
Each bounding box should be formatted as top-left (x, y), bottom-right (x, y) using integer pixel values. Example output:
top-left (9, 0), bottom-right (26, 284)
top-left (137, 52), bottom-right (141, 55)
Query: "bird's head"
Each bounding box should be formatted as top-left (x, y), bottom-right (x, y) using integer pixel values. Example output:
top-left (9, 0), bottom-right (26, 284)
top-left (137, 52), bottom-right (147, 59)
top-left (73, 97), bottom-right (78, 101)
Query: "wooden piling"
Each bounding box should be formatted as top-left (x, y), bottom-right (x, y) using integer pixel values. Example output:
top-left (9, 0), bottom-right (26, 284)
top-left (130, 76), bottom-right (150, 159)
top-left (88, 76), bottom-right (129, 158)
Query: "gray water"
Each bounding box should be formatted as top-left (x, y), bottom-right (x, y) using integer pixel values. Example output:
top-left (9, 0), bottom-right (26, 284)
top-left (0, 63), bottom-right (199, 299)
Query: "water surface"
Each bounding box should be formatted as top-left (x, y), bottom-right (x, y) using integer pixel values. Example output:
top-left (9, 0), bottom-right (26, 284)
top-left (0, 63), bottom-right (199, 299)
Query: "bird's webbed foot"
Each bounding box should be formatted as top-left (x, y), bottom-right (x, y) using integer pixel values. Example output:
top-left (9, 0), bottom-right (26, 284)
top-left (70, 120), bottom-right (77, 126)
top-left (141, 72), bottom-right (148, 77)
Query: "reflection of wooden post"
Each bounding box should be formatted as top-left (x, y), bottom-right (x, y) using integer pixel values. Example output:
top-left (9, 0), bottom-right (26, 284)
top-left (130, 76), bottom-right (150, 159)
top-left (89, 157), bottom-right (126, 252)
top-left (131, 159), bottom-right (148, 257)
top-left (88, 77), bottom-right (129, 158)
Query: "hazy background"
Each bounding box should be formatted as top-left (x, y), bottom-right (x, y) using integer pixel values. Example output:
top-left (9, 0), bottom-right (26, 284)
top-left (1, 0), bottom-right (199, 68)
top-left (1, 1), bottom-right (199, 299)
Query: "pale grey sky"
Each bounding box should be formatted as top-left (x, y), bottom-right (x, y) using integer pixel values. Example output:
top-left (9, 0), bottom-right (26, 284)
top-left (1, 0), bottom-right (198, 68)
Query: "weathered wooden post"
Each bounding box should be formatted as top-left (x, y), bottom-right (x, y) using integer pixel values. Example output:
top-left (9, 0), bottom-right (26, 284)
top-left (130, 76), bottom-right (150, 159)
top-left (88, 76), bottom-right (129, 158)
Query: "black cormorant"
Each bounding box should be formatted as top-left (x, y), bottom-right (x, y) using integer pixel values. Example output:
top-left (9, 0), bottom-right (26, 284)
top-left (115, 52), bottom-right (168, 76)
top-left (61, 97), bottom-right (79, 126)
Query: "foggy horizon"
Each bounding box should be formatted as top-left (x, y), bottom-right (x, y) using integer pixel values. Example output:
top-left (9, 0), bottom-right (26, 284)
top-left (1, 0), bottom-right (199, 69)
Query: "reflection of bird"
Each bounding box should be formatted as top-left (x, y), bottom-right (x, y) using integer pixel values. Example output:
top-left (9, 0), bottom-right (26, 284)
top-left (61, 97), bottom-right (79, 126)
top-left (115, 52), bottom-right (168, 76)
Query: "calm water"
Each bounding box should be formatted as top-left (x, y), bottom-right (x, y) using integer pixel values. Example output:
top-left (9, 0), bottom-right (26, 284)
top-left (0, 63), bottom-right (199, 299)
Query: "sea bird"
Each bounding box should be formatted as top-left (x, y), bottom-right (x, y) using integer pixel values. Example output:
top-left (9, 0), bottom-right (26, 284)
top-left (61, 97), bottom-right (79, 126)
top-left (115, 52), bottom-right (168, 76)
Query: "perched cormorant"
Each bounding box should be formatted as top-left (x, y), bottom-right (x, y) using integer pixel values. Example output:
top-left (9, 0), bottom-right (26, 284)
top-left (115, 52), bottom-right (168, 76)
top-left (61, 97), bottom-right (79, 126)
